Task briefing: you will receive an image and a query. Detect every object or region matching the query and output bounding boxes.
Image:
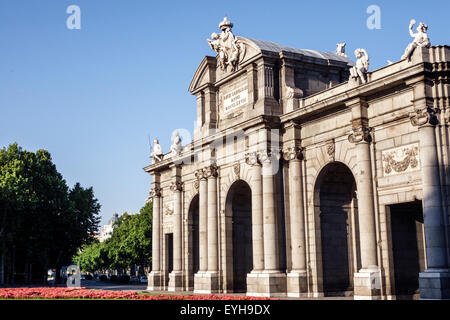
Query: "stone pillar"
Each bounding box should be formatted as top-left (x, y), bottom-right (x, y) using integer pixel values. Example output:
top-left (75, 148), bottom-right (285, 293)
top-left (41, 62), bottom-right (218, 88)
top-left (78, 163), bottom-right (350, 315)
top-left (284, 147), bottom-right (308, 297)
top-left (147, 186), bottom-right (162, 291)
top-left (198, 173), bottom-right (208, 272)
top-left (348, 100), bottom-right (381, 300)
top-left (168, 181), bottom-right (183, 291)
top-left (246, 153), bottom-right (264, 272)
top-left (247, 150), bottom-right (286, 297)
top-left (205, 164), bottom-right (219, 292)
top-left (410, 107), bottom-right (450, 299)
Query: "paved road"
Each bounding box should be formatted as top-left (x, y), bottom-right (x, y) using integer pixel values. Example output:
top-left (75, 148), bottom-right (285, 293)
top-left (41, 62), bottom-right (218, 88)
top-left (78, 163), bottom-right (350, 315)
top-left (81, 279), bottom-right (147, 291)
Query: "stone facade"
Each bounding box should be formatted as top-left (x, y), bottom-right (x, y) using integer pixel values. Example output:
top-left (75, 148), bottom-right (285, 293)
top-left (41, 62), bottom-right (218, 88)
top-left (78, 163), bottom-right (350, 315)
top-left (144, 22), bottom-right (450, 299)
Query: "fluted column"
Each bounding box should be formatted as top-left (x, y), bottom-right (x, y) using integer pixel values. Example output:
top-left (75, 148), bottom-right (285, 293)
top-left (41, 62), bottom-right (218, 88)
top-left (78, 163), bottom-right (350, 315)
top-left (283, 147), bottom-right (306, 272)
top-left (348, 126), bottom-right (378, 269)
top-left (197, 170), bottom-right (208, 272)
top-left (148, 186), bottom-right (162, 290)
top-left (205, 165), bottom-right (218, 272)
top-left (246, 152), bottom-right (264, 272)
top-left (260, 150), bottom-right (279, 272)
top-left (170, 182), bottom-right (183, 272)
top-left (150, 187), bottom-right (162, 272)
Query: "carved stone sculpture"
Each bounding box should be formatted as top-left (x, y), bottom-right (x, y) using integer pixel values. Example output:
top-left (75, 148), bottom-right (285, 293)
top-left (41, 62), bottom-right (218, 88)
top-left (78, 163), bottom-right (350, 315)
top-left (170, 131), bottom-right (182, 158)
top-left (207, 17), bottom-right (246, 72)
top-left (150, 139), bottom-right (163, 162)
top-left (336, 43), bottom-right (347, 57)
top-left (401, 19), bottom-right (431, 61)
top-left (350, 49), bottom-right (370, 84)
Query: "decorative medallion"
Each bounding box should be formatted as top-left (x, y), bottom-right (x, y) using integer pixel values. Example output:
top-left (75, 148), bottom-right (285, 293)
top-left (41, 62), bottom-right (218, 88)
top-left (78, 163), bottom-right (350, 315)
top-left (382, 143), bottom-right (420, 176)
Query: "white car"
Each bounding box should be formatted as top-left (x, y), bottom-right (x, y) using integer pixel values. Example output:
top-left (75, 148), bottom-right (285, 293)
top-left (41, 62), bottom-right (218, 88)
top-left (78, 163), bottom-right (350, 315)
top-left (139, 276), bottom-right (148, 284)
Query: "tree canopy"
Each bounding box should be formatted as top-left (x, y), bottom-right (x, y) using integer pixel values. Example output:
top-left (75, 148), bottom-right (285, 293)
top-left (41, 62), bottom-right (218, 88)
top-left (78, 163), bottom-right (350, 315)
top-left (74, 202), bottom-right (152, 274)
top-left (0, 143), bottom-right (101, 284)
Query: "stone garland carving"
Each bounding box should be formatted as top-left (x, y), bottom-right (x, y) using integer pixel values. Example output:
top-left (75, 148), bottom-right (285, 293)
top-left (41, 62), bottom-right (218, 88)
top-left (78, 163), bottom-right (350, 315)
top-left (348, 126), bottom-right (372, 144)
top-left (282, 147), bottom-right (304, 161)
top-left (164, 203), bottom-right (174, 216)
top-left (409, 107), bottom-right (439, 127)
top-left (233, 163), bottom-right (240, 179)
top-left (207, 17), bottom-right (246, 73)
top-left (326, 142), bottom-right (335, 161)
top-left (402, 19), bottom-right (431, 61)
top-left (382, 144), bottom-right (420, 176)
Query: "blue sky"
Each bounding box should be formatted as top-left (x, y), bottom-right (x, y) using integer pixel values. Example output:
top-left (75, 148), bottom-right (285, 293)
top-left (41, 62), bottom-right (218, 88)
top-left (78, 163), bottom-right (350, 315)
top-left (0, 0), bottom-right (448, 226)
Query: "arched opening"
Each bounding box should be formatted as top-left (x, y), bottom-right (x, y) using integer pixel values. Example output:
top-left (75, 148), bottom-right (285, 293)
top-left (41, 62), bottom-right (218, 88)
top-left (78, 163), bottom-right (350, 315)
top-left (187, 195), bottom-right (199, 289)
top-left (225, 180), bottom-right (252, 293)
top-left (314, 162), bottom-right (359, 296)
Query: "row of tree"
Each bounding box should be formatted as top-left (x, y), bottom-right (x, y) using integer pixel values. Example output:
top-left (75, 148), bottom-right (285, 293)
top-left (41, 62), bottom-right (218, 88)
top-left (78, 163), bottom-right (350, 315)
top-left (73, 202), bottom-right (152, 276)
top-left (0, 143), bottom-right (101, 284)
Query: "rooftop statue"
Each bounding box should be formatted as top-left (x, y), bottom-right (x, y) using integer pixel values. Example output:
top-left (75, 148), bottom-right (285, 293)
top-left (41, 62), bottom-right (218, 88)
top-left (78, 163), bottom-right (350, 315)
top-left (150, 139), bottom-right (163, 162)
top-left (401, 19), bottom-right (431, 61)
top-left (350, 48), bottom-right (370, 84)
top-left (336, 43), bottom-right (348, 57)
top-left (207, 17), bottom-right (246, 72)
top-left (170, 131), bottom-right (183, 158)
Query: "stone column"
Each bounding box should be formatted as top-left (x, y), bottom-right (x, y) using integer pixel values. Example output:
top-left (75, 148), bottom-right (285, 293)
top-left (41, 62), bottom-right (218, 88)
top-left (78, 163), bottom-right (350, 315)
top-left (411, 107), bottom-right (450, 299)
top-left (250, 150), bottom-right (286, 297)
top-left (147, 187), bottom-right (162, 291)
top-left (347, 98), bottom-right (381, 300)
top-left (198, 171), bottom-right (208, 272)
top-left (168, 181), bottom-right (183, 291)
top-left (284, 147), bottom-right (307, 297)
top-left (246, 153), bottom-right (264, 272)
top-left (205, 164), bottom-right (219, 292)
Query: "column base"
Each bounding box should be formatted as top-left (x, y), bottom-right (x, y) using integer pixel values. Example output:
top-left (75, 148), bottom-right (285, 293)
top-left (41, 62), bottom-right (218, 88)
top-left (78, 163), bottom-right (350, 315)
top-left (353, 267), bottom-right (382, 300)
top-left (168, 271), bottom-right (184, 292)
top-left (247, 272), bottom-right (287, 298)
top-left (419, 269), bottom-right (450, 300)
top-left (286, 271), bottom-right (308, 298)
top-left (193, 272), bottom-right (220, 294)
top-left (146, 271), bottom-right (163, 291)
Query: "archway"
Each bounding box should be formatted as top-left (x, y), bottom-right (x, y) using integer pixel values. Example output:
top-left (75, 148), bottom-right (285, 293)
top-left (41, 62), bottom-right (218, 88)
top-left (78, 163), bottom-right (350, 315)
top-left (187, 195), bottom-right (199, 289)
top-left (314, 162), bottom-right (359, 296)
top-left (225, 180), bottom-right (252, 293)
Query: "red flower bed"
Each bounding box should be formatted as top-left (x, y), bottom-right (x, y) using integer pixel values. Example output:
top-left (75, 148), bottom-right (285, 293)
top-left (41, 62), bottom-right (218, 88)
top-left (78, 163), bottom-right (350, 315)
top-left (0, 287), bottom-right (272, 300)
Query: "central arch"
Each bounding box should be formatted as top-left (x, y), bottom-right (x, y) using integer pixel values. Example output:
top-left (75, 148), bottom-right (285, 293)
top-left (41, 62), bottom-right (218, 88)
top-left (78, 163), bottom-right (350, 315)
top-left (314, 162), bottom-right (360, 297)
top-left (225, 180), bottom-right (253, 293)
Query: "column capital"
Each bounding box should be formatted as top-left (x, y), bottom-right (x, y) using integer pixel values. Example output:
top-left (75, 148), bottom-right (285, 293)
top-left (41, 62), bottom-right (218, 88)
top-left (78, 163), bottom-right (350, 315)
top-left (170, 181), bottom-right (183, 192)
top-left (150, 187), bottom-right (162, 198)
top-left (245, 152), bottom-right (261, 167)
top-left (282, 146), bottom-right (304, 161)
top-left (348, 126), bottom-right (372, 144)
top-left (410, 107), bottom-right (440, 127)
top-left (204, 163), bottom-right (219, 179)
top-left (258, 149), bottom-right (281, 165)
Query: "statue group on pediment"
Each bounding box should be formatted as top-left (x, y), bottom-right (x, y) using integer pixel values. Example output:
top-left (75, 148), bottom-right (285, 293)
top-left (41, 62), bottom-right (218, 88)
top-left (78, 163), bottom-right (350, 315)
top-left (207, 17), bottom-right (246, 72)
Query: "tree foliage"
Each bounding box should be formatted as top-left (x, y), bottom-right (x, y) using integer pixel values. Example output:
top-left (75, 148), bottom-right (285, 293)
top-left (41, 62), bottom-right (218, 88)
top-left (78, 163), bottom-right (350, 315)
top-left (74, 202), bottom-right (152, 274)
top-left (0, 143), bottom-right (101, 284)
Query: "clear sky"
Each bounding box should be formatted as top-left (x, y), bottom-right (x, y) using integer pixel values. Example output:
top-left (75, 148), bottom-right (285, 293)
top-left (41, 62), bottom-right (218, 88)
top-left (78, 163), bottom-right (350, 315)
top-left (1, 0), bottom-right (449, 226)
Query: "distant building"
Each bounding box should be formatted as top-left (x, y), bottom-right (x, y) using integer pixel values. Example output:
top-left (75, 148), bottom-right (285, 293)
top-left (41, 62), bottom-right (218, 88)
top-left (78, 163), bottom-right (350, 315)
top-left (98, 213), bottom-right (119, 242)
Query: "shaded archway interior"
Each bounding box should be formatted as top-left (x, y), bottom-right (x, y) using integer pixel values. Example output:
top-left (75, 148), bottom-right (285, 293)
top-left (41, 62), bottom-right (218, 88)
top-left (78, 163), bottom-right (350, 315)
top-left (315, 162), bottom-right (358, 296)
top-left (226, 180), bottom-right (253, 293)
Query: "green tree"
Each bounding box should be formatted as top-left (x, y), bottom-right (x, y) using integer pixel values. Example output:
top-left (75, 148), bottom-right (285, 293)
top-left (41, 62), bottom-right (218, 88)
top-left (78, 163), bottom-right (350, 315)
top-left (0, 143), bottom-right (101, 284)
